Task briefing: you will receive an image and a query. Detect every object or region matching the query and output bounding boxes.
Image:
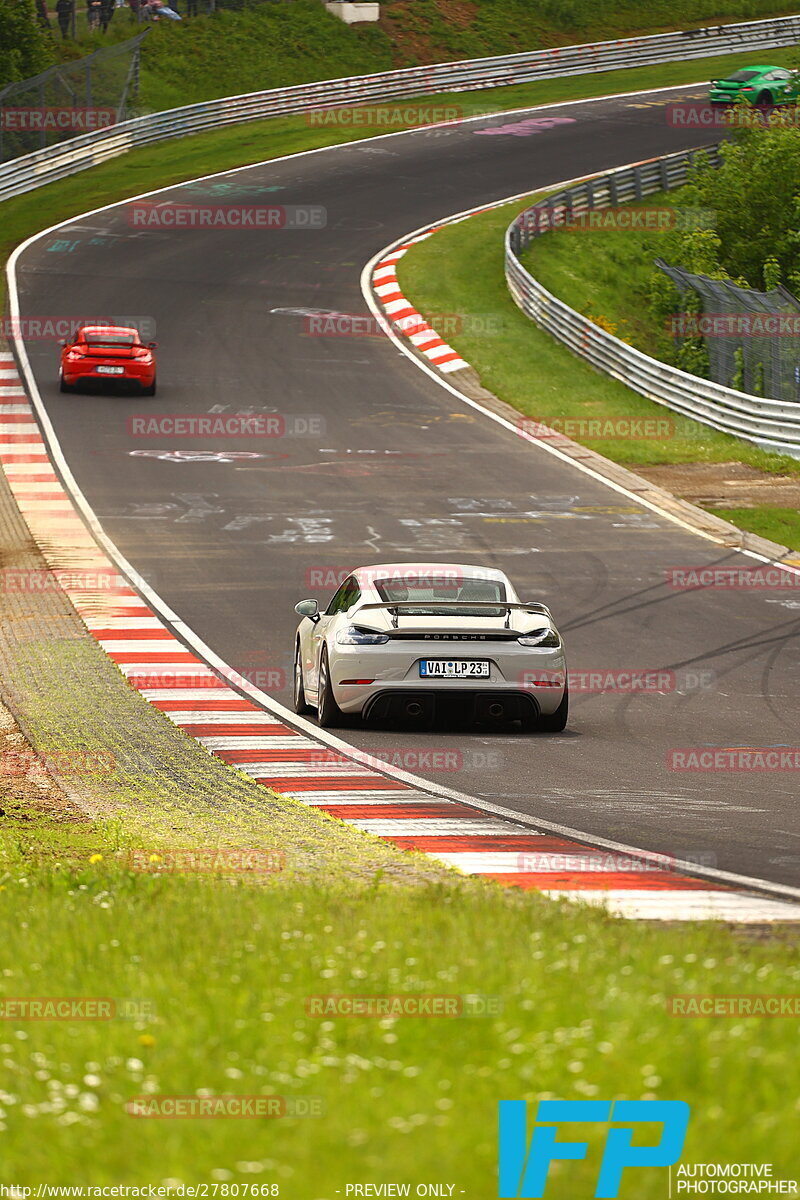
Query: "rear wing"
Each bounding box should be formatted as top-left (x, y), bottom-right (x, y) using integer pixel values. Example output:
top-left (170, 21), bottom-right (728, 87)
top-left (356, 600), bottom-right (552, 629)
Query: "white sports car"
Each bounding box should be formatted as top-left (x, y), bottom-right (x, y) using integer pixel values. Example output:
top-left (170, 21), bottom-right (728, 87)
top-left (292, 563), bottom-right (568, 732)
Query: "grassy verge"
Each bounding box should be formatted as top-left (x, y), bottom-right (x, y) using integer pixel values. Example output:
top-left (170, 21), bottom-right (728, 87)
top-left (1, 804), bottom-right (798, 1186)
top-left (395, 194), bottom-right (800, 550)
top-left (522, 188), bottom-right (678, 360)
top-left (43, 0), bottom-right (800, 113)
top-left (704, 505), bottom-right (800, 547)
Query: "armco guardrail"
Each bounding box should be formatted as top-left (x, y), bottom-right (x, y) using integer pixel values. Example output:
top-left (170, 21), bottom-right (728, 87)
top-left (2, 13), bottom-right (800, 202)
top-left (505, 144), bottom-right (800, 459)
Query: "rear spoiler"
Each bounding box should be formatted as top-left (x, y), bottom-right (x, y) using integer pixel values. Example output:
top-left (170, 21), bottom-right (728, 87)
top-left (356, 600), bottom-right (552, 629)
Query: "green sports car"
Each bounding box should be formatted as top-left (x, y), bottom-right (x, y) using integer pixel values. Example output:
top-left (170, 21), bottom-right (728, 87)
top-left (709, 65), bottom-right (800, 106)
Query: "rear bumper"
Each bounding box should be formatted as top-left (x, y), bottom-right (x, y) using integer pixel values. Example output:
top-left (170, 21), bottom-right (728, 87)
top-left (327, 638), bottom-right (567, 718)
top-left (62, 364), bottom-right (155, 390)
top-left (362, 687), bottom-right (540, 723)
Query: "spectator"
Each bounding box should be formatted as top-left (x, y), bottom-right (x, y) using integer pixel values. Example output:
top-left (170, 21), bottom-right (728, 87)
top-left (100, 0), bottom-right (114, 30)
top-left (87, 0), bottom-right (102, 29)
top-left (55, 0), bottom-right (73, 37)
top-left (35, 0), bottom-right (52, 31)
top-left (145, 0), bottom-right (182, 20)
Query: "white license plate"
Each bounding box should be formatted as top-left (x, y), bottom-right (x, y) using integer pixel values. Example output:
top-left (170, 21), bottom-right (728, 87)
top-left (419, 659), bottom-right (490, 678)
top-left (96, 365), bottom-right (125, 375)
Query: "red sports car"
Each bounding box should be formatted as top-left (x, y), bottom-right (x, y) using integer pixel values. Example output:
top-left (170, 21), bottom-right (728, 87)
top-left (59, 325), bottom-right (157, 394)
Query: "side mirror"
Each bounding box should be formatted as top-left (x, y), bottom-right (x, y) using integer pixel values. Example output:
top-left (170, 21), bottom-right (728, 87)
top-left (148, 342), bottom-right (158, 349)
top-left (59, 339), bottom-right (67, 348)
top-left (294, 598), bottom-right (319, 622)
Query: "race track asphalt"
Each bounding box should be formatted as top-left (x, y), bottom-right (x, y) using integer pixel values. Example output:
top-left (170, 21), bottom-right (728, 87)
top-left (14, 86), bottom-right (800, 886)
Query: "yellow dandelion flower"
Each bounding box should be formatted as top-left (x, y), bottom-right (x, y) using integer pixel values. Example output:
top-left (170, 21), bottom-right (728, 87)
top-left (89, 853), bottom-right (104, 864)
top-left (138, 1034), bottom-right (156, 1047)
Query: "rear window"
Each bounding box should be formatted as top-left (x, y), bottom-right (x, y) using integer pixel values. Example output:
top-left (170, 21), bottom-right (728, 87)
top-left (84, 332), bottom-right (137, 346)
top-left (375, 575), bottom-right (506, 615)
top-left (726, 70), bottom-right (759, 81)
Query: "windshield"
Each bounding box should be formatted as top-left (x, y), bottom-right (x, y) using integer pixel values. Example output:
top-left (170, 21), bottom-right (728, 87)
top-left (726, 70), bottom-right (760, 82)
top-left (375, 575), bottom-right (507, 616)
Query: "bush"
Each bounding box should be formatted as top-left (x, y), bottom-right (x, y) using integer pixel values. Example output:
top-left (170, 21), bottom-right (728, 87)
top-left (0, 0), bottom-right (53, 89)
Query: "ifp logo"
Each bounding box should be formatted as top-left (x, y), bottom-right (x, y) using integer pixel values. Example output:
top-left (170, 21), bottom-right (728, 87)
top-left (498, 1099), bottom-right (690, 1198)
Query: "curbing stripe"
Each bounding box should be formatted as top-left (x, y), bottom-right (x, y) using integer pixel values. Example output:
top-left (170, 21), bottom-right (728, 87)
top-left (371, 231), bottom-right (469, 372)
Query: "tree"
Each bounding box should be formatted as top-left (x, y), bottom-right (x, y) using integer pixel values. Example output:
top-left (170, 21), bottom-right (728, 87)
top-left (0, 0), bottom-right (53, 91)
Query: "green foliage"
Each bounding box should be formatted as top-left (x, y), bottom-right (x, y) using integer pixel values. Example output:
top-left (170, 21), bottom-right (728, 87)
top-left (679, 122), bottom-right (800, 290)
top-left (0, 0), bottom-right (53, 89)
top-left (732, 344), bottom-right (745, 390)
top-left (763, 254), bottom-right (782, 290)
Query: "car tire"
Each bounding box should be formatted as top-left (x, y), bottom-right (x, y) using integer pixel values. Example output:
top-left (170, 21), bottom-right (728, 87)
top-left (59, 372), bottom-right (73, 393)
top-left (293, 642), bottom-right (312, 715)
top-left (756, 90), bottom-right (772, 107)
top-left (538, 685), bottom-right (569, 733)
top-left (317, 647), bottom-right (344, 728)
top-left (142, 376), bottom-right (157, 397)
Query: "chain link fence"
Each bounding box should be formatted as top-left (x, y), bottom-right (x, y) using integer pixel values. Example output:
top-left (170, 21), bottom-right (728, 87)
top-left (657, 260), bottom-right (800, 403)
top-left (0, 32), bottom-right (146, 162)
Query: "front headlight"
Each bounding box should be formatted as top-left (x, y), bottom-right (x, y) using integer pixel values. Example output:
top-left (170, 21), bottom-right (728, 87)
top-left (518, 628), bottom-right (561, 648)
top-left (336, 626), bottom-right (390, 646)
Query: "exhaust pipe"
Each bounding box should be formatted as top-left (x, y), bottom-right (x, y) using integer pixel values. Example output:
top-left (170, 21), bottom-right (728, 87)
top-left (487, 702), bottom-right (505, 719)
top-left (405, 700), bottom-right (424, 718)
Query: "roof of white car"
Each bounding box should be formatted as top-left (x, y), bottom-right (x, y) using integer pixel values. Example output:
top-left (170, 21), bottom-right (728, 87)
top-left (352, 562), bottom-right (509, 583)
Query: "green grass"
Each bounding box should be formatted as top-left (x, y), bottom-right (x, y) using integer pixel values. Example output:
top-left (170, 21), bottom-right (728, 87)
top-left (47, 0), bottom-right (800, 115)
top-left (395, 195), bottom-right (800, 549)
top-left (0, 833), bottom-right (798, 1187)
top-left (523, 190), bottom-right (677, 360)
top-left (706, 505), bottom-right (800, 548)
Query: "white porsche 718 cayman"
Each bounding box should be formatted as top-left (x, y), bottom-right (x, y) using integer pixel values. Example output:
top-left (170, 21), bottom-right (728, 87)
top-left (293, 563), bottom-right (568, 731)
